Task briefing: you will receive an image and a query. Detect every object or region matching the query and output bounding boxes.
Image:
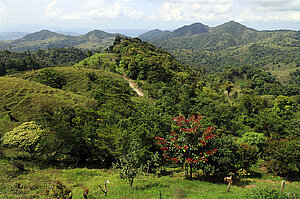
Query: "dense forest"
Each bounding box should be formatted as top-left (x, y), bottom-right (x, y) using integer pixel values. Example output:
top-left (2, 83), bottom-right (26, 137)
top-left (140, 22), bottom-right (300, 94)
top-left (0, 35), bottom-right (299, 198)
top-left (0, 47), bottom-right (88, 76)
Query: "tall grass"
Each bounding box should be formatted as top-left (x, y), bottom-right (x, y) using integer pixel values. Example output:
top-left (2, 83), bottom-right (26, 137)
top-left (1, 156), bottom-right (299, 199)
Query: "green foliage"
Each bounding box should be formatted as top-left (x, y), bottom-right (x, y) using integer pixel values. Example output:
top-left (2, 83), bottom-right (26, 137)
top-left (113, 37), bottom-right (192, 84)
top-left (0, 75), bottom-right (91, 134)
top-left (36, 68), bottom-right (67, 89)
top-left (0, 47), bottom-right (88, 76)
top-left (38, 106), bottom-right (112, 165)
top-left (273, 95), bottom-right (298, 118)
top-left (1, 121), bottom-right (46, 154)
top-left (263, 135), bottom-right (300, 180)
top-left (114, 141), bottom-right (145, 188)
top-left (43, 180), bottom-right (73, 199)
top-left (238, 131), bottom-right (267, 152)
top-left (204, 135), bottom-right (258, 177)
top-left (155, 115), bottom-right (217, 178)
top-left (247, 187), bottom-right (298, 199)
top-left (289, 69), bottom-right (300, 87)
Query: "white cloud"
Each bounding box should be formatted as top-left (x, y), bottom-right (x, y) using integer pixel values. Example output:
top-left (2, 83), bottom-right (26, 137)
top-left (0, 0), bottom-right (6, 15)
top-left (0, 5), bottom-right (5, 15)
top-left (44, 0), bottom-right (143, 21)
top-left (267, 11), bottom-right (300, 22)
top-left (44, 0), bottom-right (62, 18)
top-left (255, 0), bottom-right (300, 11)
top-left (154, 0), bottom-right (233, 21)
top-left (234, 9), bottom-right (265, 22)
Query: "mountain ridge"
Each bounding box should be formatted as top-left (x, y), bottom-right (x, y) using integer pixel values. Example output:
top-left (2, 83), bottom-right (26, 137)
top-left (138, 21), bottom-right (254, 41)
top-left (0, 29), bottom-right (117, 52)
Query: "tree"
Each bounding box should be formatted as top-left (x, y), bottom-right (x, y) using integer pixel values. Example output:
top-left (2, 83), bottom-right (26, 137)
top-left (114, 141), bottom-right (145, 189)
top-left (273, 95), bottom-right (298, 119)
top-left (224, 81), bottom-right (234, 104)
top-left (86, 50), bottom-right (93, 58)
top-left (1, 121), bottom-right (46, 154)
top-left (155, 115), bottom-right (217, 178)
top-left (36, 68), bottom-right (67, 89)
top-left (38, 106), bottom-right (112, 165)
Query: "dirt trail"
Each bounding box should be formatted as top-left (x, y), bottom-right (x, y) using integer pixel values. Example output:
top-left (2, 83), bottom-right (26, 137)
top-left (123, 75), bottom-right (144, 97)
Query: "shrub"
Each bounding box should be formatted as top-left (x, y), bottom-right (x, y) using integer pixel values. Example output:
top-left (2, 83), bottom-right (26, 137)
top-left (43, 180), bottom-right (72, 199)
top-left (37, 106), bottom-right (112, 165)
top-left (114, 141), bottom-right (145, 189)
top-left (238, 131), bottom-right (267, 153)
top-left (36, 68), bottom-right (67, 89)
top-left (203, 135), bottom-right (258, 177)
top-left (1, 121), bottom-right (46, 154)
top-left (263, 135), bottom-right (300, 180)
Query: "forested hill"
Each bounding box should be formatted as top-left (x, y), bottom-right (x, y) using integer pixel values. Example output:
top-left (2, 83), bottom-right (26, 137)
top-left (0, 29), bottom-right (116, 52)
top-left (139, 21), bottom-right (294, 49)
top-left (138, 21), bottom-right (300, 87)
top-left (0, 36), bottom-right (299, 192)
top-left (139, 22), bottom-right (209, 41)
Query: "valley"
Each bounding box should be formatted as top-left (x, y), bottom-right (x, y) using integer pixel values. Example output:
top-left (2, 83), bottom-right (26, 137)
top-left (0, 21), bottom-right (299, 198)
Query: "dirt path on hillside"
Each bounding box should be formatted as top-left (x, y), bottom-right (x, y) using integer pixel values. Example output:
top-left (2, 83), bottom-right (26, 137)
top-left (123, 75), bottom-right (144, 97)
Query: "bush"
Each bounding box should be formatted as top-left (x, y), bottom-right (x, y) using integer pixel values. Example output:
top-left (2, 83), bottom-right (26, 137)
top-left (36, 68), bottom-right (67, 89)
top-left (43, 180), bottom-right (72, 199)
top-left (203, 135), bottom-right (258, 177)
top-left (114, 141), bottom-right (145, 189)
top-left (238, 131), bottom-right (267, 153)
top-left (37, 106), bottom-right (113, 166)
top-left (263, 135), bottom-right (300, 180)
top-left (1, 121), bottom-right (46, 154)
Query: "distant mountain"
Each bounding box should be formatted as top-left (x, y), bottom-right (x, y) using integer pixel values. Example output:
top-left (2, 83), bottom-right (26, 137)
top-left (0, 32), bottom-right (29, 41)
top-left (138, 21), bottom-right (300, 80)
top-left (0, 30), bottom-right (116, 52)
top-left (22, 30), bottom-right (65, 41)
top-left (104, 29), bottom-right (149, 37)
top-left (139, 29), bottom-right (171, 41)
top-left (143, 21), bottom-right (263, 51)
top-left (172, 22), bottom-right (209, 37)
top-left (139, 22), bottom-right (209, 41)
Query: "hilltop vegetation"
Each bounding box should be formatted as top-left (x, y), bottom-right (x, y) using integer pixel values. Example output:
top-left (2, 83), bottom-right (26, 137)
top-left (140, 21), bottom-right (300, 86)
top-left (0, 35), bottom-right (299, 198)
top-left (0, 29), bottom-right (116, 52)
top-left (0, 47), bottom-right (88, 76)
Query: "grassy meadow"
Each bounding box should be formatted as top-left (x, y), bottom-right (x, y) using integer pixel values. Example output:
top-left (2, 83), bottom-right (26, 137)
top-left (1, 155), bottom-right (299, 199)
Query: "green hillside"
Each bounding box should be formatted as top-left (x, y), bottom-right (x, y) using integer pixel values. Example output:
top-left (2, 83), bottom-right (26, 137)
top-left (0, 37), bottom-right (299, 198)
top-left (139, 22), bottom-right (209, 41)
top-left (140, 21), bottom-right (300, 86)
top-left (0, 76), bottom-right (92, 134)
top-left (0, 30), bottom-right (116, 52)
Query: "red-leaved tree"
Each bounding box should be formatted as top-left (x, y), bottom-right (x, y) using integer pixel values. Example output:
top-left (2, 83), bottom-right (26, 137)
top-left (155, 115), bottom-right (217, 178)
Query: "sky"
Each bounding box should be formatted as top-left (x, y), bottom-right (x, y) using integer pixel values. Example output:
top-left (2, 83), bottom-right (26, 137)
top-left (0, 0), bottom-right (300, 33)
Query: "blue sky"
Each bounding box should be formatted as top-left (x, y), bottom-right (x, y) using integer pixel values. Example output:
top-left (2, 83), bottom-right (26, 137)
top-left (1, 0), bottom-right (300, 33)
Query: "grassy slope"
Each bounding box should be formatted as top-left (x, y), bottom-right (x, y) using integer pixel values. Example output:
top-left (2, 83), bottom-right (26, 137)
top-left (0, 157), bottom-right (299, 198)
top-left (0, 54), bottom-right (136, 135)
top-left (0, 76), bottom-right (93, 135)
top-left (264, 62), bottom-right (299, 85)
